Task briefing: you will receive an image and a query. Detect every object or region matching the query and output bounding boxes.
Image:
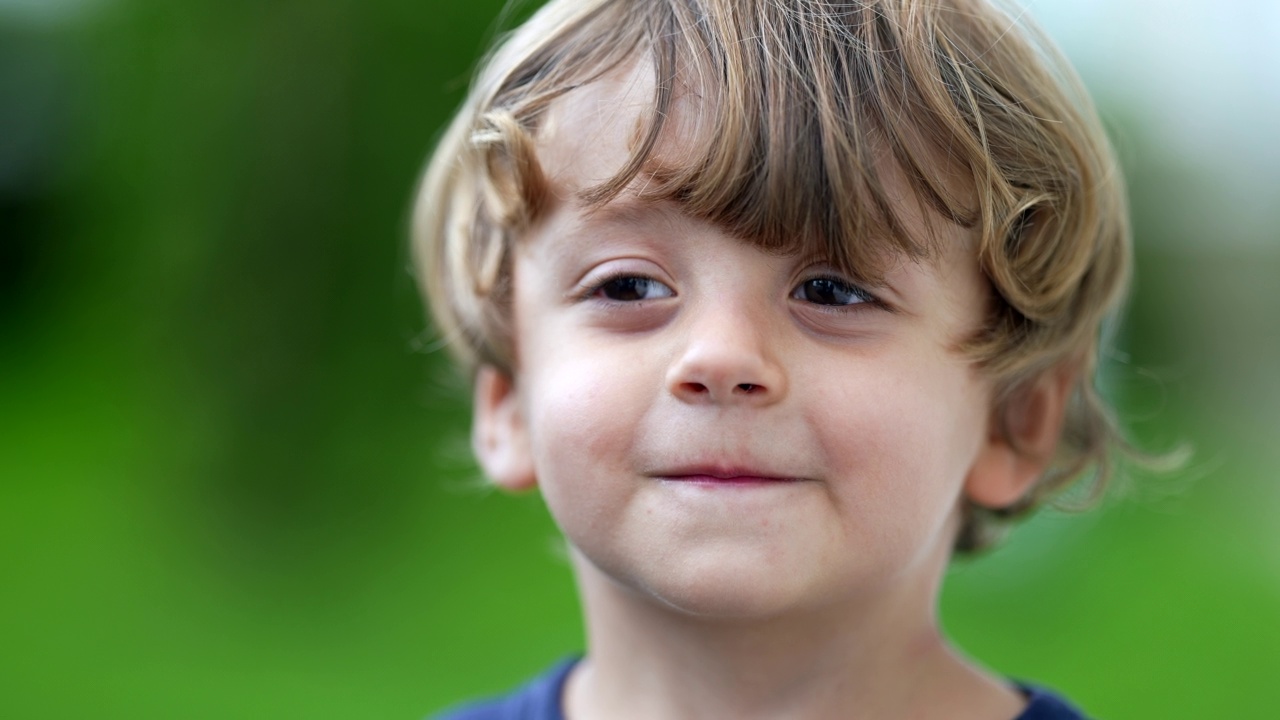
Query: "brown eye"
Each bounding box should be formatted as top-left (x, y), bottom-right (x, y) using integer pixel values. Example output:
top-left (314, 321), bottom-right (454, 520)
top-left (792, 277), bottom-right (872, 306)
top-left (595, 276), bottom-right (674, 302)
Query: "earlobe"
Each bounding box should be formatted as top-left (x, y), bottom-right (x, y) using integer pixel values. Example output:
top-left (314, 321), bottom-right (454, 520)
top-left (472, 365), bottom-right (537, 491)
top-left (965, 364), bottom-right (1077, 509)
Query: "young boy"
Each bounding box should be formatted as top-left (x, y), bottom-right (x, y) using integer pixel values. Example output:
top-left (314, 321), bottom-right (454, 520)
top-left (415, 0), bottom-right (1129, 717)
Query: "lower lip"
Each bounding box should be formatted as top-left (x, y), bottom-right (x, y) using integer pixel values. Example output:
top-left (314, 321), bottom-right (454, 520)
top-left (664, 475), bottom-right (799, 486)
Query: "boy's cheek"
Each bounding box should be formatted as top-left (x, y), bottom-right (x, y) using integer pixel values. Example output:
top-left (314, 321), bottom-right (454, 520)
top-left (521, 367), bottom-right (651, 567)
top-left (521, 347), bottom-right (651, 472)
top-left (811, 356), bottom-right (986, 505)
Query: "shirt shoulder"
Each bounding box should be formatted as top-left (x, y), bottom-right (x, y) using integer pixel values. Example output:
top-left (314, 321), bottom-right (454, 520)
top-left (1015, 684), bottom-right (1091, 720)
top-left (430, 659), bottom-right (576, 720)
top-left (430, 663), bottom-right (1084, 720)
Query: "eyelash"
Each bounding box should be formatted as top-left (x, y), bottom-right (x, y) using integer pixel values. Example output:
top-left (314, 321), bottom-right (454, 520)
top-left (579, 272), bottom-right (675, 304)
top-left (790, 275), bottom-right (881, 312)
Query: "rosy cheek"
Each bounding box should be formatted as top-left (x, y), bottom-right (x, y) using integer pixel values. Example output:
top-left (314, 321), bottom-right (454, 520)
top-left (525, 351), bottom-right (631, 470)
top-left (527, 374), bottom-right (645, 554)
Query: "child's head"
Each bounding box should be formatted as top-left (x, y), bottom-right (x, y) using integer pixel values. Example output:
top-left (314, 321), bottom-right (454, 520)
top-left (414, 0), bottom-right (1129, 564)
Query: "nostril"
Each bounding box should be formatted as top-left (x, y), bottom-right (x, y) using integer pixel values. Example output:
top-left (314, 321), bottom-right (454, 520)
top-left (681, 382), bottom-right (710, 395)
top-left (736, 383), bottom-right (759, 394)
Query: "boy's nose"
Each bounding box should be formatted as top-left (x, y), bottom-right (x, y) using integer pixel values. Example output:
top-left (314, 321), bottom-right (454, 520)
top-left (665, 311), bottom-right (787, 406)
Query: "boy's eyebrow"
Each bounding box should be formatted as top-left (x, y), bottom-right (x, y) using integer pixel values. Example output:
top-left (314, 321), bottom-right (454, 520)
top-left (551, 198), bottom-right (683, 249)
top-left (575, 198), bottom-right (670, 231)
top-left (533, 198), bottom-right (676, 268)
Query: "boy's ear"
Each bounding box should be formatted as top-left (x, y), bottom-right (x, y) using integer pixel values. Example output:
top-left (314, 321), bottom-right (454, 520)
top-left (472, 365), bottom-right (537, 491)
top-left (965, 364), bottom-right (1078, 509)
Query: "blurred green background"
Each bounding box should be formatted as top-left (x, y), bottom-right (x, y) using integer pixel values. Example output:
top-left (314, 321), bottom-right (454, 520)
top-left (1, 0), bottom-right (1276, 718)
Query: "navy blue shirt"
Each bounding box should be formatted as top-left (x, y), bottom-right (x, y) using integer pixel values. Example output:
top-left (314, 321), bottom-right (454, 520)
top-left (434, 658), bottom-right (1088, 719)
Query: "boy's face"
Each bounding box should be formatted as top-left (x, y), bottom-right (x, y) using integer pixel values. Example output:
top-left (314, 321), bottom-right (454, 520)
top-left (475, 66), bottom-right (1027, 618)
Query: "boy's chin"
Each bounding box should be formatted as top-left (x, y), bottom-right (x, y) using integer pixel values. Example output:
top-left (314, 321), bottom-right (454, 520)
top-left (647, 577), bottom-right (824, 621)
top-left (577, 547), bottom-right (865, 623)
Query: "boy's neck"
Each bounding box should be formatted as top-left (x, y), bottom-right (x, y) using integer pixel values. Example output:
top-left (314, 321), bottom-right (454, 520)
top-left (563, 545), bottom-right (1024, 720)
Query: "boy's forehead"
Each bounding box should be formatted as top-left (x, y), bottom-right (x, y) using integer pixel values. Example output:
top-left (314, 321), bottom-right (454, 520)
top-left (535, 57), bottom-right (691, 199)
top-left (528, 53), bottom-right (979, 273)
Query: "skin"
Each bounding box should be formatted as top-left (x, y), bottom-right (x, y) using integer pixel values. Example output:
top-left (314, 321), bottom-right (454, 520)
top-left (471, 61), bottom-right (1071, 720)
